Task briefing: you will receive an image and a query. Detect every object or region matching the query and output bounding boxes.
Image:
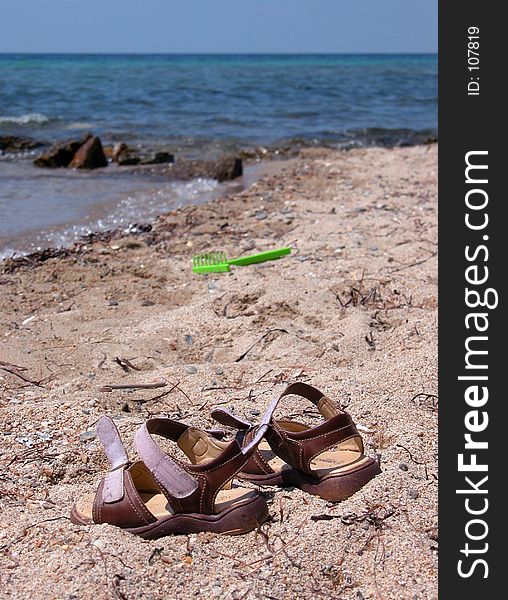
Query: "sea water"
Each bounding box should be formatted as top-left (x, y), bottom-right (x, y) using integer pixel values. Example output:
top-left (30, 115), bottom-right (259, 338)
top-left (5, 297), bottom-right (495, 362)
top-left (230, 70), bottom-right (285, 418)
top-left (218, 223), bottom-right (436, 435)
top-left (0, 53), bottom-right (437, 256)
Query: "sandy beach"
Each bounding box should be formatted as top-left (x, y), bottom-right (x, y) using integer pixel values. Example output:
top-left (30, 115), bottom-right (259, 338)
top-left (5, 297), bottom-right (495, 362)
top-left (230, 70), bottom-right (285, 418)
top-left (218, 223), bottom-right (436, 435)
top-left (0, 144), bottom-right (437, 599)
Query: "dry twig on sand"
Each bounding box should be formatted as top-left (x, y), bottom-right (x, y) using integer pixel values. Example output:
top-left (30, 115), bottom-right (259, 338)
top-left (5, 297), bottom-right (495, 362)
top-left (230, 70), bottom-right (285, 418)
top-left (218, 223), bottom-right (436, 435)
top-left (100, 381), bottom-right (167, 392)
top-left (0, 361), bottom-right (45, 387)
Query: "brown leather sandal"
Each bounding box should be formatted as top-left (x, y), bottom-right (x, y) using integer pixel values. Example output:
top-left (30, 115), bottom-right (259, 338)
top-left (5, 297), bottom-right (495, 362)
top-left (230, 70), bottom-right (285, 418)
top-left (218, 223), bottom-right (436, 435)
top-left (70, 404), bottom-right (277, 538)
top-left (211, 382), bottom-right (381, 502)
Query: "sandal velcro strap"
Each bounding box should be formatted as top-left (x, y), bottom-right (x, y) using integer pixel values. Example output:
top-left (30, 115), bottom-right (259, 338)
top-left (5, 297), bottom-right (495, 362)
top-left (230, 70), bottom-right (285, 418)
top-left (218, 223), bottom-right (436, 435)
top-left (101, 467), bottom-right (125, 503)
top-left (134, 419), bottom-right (200, 499)
top-left (96, 416), bottom-right (129, 469)
top-left (96, 416), bottom-right (130, 503)
top-left (90, 418), bottom-right (158, 526)
top-left (211, 398), bottom-right (280, 475)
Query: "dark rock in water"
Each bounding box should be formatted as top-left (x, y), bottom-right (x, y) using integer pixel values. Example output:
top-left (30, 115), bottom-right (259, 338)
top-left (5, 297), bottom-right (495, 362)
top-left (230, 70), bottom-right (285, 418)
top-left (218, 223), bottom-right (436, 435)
top-left (33, 134), bottom-right (92, 167)
top-left (0, 135), bottom-right (44, 154)
top-left (117, 154), bottom-right (142, 166)
top-left (141, 151), bottom-right (174, 165)
top-left (215, 156), bottom-right (243, 182)
top-left (33, 134), bottom-right (108, 169)
top-left (115, 154), bottom-right (243, 182)
top-left (110, 142), bottom-right (172, 166)
top-left (139, 156), bottom-right (243, 182)
top-left (112, 142), bottom-right (141, 165)
top-left (112, 142), bottom-right (128, 162)
top-left (115, 146), bottom-right (174, 166)
top-left (69, 136), bottom-right (108, 169)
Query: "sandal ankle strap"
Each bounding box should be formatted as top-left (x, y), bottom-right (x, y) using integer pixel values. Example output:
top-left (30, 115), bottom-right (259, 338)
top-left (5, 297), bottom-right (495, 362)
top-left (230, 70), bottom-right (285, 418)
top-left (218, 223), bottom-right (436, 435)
top-left (212, 382), bottom-right (363, 478)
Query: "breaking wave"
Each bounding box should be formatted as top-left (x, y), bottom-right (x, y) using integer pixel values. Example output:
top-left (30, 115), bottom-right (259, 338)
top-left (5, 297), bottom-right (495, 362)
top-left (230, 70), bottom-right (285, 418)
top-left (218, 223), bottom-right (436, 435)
top-left (0, 113), bottom-right (50, 125)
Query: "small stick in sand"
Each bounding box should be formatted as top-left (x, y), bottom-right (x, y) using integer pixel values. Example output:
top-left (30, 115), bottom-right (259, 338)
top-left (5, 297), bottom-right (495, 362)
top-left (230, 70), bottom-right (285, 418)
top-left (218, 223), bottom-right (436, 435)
top-left (0, 364), bottom-right (45, 387)
top-left (115, 356), bottom-right (142, 372)
top-left (234, 328), bottom-right (289, 363)
top-left (100, 381), bottom-right (167, 392)
top-left (0, 360), bottom-right (28, 371)
top-left (136, 380), bottom-right (180, 404)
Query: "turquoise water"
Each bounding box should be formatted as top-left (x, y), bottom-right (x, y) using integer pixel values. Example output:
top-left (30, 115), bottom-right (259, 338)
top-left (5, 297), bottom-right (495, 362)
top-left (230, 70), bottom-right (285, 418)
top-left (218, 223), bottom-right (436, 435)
top-left (0, 54), bottom-right (437, 256)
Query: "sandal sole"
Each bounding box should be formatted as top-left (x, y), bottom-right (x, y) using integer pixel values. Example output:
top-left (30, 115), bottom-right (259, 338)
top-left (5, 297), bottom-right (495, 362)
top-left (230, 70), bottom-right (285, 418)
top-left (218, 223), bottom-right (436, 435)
top-left (239, 457), bottom-right (381, 502)
top-left (70, 493), bottom-right (268, 539)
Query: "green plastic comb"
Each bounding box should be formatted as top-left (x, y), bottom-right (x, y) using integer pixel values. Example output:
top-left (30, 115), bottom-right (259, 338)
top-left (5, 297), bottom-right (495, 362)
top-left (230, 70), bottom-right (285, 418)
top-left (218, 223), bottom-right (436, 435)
top-left (192, 247), bottom-right (291, 274)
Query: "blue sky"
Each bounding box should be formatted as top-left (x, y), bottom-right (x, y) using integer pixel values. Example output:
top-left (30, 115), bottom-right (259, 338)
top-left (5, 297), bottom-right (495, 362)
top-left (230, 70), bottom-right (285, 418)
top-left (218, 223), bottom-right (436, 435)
top-left (0, 0), bottom-right (437, 54)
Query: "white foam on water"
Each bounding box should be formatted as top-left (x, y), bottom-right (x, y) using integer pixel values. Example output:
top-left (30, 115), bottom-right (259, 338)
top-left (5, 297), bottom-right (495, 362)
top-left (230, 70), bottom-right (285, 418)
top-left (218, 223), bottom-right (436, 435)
top-left (66, 122), bottom-right (94, 130)
top-left (0, 174), bottom-right (221, 260)
top-left (0, 113), bottom-right (50, 125)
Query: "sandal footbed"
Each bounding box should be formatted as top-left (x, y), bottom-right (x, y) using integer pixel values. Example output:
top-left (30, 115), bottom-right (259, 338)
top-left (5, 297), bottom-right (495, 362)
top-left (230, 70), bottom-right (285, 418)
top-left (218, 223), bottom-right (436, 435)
top-left (240, 440), bottom-right (380, 501)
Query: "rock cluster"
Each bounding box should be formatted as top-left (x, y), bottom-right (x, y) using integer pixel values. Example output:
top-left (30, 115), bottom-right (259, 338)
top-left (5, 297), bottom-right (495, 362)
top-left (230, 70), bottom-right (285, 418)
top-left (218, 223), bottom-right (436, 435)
top-left (0, 135), bottom-right (44, 154)
top-left (111, 142), bottom-right (174, 166)
top-left (32, 134), bottom-right (243, 181)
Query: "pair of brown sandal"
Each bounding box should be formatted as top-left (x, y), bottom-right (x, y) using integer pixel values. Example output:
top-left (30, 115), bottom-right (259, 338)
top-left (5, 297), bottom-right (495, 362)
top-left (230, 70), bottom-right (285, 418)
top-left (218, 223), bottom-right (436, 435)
top-left (71, 383), bottom-right (380, 538)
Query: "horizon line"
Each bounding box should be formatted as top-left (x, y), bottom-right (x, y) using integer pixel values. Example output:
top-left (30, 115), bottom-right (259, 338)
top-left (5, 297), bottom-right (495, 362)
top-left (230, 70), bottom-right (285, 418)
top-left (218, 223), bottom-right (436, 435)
top-left (0, 51), bottom-right (437, 56)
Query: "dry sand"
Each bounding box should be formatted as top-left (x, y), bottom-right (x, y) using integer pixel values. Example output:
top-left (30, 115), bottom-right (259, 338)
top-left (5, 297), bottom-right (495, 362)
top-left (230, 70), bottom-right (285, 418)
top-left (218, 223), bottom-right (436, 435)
top-left (0, 144), bottom-right (437, 599)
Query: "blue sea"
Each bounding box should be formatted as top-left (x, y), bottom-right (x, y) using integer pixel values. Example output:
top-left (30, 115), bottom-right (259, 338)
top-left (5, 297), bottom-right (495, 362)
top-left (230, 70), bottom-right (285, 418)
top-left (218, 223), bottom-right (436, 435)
top-left (0, 54), bottom-right (437, 257)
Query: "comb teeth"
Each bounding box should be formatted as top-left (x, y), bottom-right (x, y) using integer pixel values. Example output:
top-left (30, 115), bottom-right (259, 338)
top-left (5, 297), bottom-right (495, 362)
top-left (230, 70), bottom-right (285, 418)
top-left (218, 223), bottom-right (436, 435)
top-left (193, 251), bottom-right (228, 267)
